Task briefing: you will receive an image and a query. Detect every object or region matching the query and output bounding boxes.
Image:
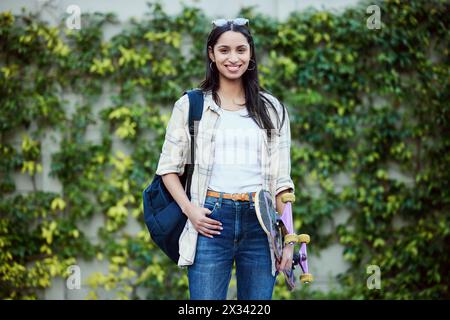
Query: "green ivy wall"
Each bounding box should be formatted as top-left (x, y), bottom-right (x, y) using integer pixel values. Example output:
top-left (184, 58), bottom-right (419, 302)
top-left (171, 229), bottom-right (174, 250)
top-left (0, 0), bottom-right (449, 299)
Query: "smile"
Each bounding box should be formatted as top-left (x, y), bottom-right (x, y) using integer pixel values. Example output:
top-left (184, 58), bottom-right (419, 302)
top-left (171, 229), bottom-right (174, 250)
top-left (225, 65), bottom-right (242, 72)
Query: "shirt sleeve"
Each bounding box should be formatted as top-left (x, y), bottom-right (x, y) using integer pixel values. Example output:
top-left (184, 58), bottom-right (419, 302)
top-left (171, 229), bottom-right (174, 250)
top-left (155, 95), bottom-right (190, 176)
top-left (275, 103), bottom-right (295, 196)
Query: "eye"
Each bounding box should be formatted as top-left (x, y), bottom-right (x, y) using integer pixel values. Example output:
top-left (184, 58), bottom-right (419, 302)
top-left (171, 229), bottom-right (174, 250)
top-left (219, 49), bottom-right (228, 54)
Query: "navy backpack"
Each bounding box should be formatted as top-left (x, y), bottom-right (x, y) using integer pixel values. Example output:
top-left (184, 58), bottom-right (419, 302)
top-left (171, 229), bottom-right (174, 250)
top-left (143, 89), bottom-right (203, 264)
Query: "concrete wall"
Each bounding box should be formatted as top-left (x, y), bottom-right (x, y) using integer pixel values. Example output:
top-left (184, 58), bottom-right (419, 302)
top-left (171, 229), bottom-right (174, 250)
top-left (1, 0), bottom-right (369, 300)
top-left (1, 0), bottom-right (359, 24)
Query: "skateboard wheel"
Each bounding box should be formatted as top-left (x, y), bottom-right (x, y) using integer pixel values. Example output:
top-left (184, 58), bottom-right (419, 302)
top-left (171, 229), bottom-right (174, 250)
top-left (300, 273), bottom-right (313, 284)
top-left (297, 234), bottom-right (310, 244)
top-left (281, 193), bottom-right (295, 203)
top-left (284, 234), bottom-right (298, 246)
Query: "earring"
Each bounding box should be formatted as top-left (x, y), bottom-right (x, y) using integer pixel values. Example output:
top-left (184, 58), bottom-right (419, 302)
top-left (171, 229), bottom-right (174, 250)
top-left (247, 59), bottom-right (256, 71)
top-left (209, 61), bottom-right (215, 71)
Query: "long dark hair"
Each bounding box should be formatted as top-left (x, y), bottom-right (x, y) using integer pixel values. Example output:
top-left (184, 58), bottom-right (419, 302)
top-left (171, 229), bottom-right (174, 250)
top-left (199, 23), bottom-right (286, 140)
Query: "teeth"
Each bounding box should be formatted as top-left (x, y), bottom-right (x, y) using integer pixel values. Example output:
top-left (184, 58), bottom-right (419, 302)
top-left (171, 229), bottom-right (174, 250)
top-left (226, 65), bottom-right (240, 71)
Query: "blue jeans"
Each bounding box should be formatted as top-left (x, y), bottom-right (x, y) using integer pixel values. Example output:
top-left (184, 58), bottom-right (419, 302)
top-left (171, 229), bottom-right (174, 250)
top-left (188, 192), bottom-right (276, 300)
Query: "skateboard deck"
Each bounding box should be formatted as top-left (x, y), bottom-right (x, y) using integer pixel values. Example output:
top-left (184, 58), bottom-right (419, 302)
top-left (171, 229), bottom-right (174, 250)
top-left (254, 189), bottom-right (312, 290)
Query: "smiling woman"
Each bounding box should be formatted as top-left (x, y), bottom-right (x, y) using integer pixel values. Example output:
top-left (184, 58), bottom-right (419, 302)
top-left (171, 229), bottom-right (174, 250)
top-left (156, 17), bottom-right (295, 301)
top-left (211, 39), bottom-right (251, 79)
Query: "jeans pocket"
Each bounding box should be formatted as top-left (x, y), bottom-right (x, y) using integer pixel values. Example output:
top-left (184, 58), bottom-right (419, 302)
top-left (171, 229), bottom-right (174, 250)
top-left (204, 201), bottom-right (219, 217)
top-left (204, 197), bottom-right (215, 207)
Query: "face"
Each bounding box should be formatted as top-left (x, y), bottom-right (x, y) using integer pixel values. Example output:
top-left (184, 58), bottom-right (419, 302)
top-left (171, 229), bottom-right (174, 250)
top-left (209, 31), bottom-right (252, 81)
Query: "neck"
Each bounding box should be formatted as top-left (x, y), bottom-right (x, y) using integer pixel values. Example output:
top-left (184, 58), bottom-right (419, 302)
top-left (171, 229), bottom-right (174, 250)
top-left (218, 76), bottom-right (244, 99)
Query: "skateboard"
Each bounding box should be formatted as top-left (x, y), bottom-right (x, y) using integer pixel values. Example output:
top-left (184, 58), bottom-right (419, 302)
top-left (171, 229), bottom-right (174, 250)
top-left (254, 189), bottom-right (313, 290)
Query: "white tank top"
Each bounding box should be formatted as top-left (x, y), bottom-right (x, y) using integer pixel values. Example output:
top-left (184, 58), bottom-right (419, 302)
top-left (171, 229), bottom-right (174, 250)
top-left (208, 107), bottom-right (263, 193)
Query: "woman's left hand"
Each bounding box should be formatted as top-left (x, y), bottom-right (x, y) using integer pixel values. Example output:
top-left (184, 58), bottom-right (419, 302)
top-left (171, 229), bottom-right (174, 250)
top-left (276, 244), bottom-right (294, 272)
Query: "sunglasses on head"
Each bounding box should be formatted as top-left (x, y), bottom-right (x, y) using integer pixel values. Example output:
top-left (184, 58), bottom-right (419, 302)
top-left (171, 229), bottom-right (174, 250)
top-left (211, 18), bottom-right (249, 28)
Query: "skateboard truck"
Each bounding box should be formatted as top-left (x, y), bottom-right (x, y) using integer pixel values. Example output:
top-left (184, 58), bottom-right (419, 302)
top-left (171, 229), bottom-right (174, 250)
top-left (294, 236), bottom-right (313, 284)
top-left (280, 193), bottom-right (314, 286)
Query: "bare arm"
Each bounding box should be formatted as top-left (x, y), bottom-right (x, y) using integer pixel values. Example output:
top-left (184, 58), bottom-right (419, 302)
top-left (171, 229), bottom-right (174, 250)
top-left (161, 173), bottom-right (195, 216)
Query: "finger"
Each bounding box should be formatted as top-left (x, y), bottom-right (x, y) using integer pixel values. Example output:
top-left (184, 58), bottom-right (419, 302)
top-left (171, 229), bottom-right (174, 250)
top-left (204, 225), bottom-right (220, 236)
top-left (283, 260), bottom-right (292, 272)
top-left (199, 227), bottom-right (214, 238)
top-left (276, 260), bottom-right (282, 272)
top-left (195, 225), bottom-right (210, 237)
top-left (203, 222), bottom-right (223, 231)
top-left (281, 256), bottom-right (291, 271)
top-left (202, 224), bottom-right (222, 235)
top-left (203, 217), bottom-right (222, 226)
top-left (279, 259), bottom-right (287, 271)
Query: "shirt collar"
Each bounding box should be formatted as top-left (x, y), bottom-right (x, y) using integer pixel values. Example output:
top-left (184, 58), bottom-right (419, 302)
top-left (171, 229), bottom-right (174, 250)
top-left (203, 91), bottom-right (221, 114)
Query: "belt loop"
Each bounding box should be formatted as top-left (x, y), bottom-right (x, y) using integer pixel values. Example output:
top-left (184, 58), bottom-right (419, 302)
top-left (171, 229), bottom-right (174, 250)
top-left (250, 192), bottom-right (256, 209)
top-left (218, 191), bottom-right (223, 207)
top-left (248, 192), bottom-right (254, 208)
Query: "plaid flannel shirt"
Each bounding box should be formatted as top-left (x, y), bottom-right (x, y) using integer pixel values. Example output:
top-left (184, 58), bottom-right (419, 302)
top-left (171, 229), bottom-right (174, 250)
top-left (156, 90), bottom-right (295, 275)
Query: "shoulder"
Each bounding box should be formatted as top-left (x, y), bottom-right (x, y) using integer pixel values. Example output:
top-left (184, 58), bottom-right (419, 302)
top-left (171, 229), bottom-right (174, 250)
top-left (260, 91), bottom-right (285, 115)
top-left (260, 91), bottom-right (288, 130)
top-left (174, 93), bottom-right (190, 112)
top-left (167, 94), bottom-right (190, 128)
top-left (174, 89), bottom-right (207, 112)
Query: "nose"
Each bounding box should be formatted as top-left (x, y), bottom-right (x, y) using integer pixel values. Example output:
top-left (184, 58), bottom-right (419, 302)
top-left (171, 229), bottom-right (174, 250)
top-left (229, 53), bottom-right (239, 64)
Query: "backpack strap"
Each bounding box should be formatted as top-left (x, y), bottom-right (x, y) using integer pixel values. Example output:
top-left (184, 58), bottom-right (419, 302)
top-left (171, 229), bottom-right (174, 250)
top-left (184, 89), bottom-right (204, 199)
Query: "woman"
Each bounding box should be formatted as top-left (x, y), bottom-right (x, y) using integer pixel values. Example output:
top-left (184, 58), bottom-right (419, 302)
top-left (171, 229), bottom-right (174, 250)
top-left (156, 18), bottom-right (295, 300)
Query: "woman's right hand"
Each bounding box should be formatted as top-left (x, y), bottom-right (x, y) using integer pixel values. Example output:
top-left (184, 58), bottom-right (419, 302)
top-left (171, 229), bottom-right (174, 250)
top-left (185, 204), bottom-right (223, 238)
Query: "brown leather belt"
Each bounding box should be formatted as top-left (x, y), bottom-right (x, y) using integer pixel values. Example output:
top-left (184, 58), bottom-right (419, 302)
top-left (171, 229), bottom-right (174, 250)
top-left (206, 190), bottom-right (256, 202)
